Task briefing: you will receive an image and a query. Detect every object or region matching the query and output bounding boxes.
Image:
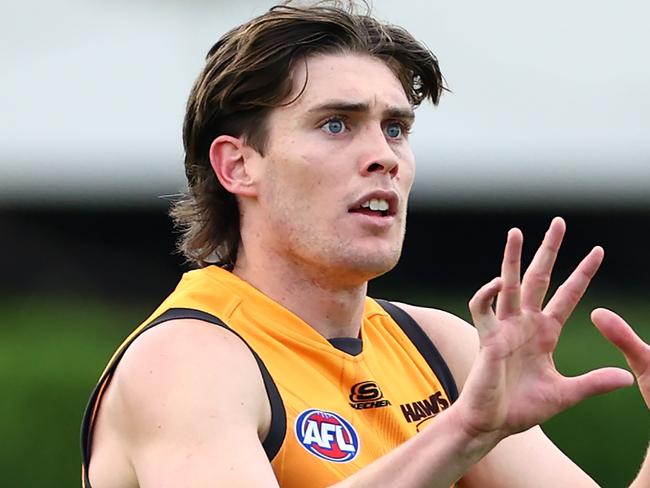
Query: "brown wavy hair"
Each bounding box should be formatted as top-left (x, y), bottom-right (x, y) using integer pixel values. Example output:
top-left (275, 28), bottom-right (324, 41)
top-left (171, 1), bottom-right (446, 268)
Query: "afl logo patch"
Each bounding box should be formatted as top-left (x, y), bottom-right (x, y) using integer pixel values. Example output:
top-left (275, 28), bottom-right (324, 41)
top-left (295, 409), bottom-right (360, 462)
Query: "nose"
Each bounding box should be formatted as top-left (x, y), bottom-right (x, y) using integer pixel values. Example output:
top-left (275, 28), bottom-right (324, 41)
top-left (359, 126), bottom-right (399, 178)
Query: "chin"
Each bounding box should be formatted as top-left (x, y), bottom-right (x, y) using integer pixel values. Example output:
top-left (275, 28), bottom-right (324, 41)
top-left (341, 248), bottom-right (402, 282)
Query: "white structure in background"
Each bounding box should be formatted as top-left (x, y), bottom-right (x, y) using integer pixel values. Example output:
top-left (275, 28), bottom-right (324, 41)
top-left (1, 0), bottom-right (649, 206)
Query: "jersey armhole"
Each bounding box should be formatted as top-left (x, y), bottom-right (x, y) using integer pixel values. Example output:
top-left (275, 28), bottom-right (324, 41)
top-left (375, 299), bottom-right (459, 402)
top-left (80, 307), bottom-right (287, 488)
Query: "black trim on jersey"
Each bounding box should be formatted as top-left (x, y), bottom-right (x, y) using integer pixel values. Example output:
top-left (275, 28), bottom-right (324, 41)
top-left (328, 337), bottom-right (363, 356)
top-left (376, 300), bottom-right (459, 402)
top-left (81, 373), bottom-right (108, 487)
top-left (80, 308), bottom-right (286, 488)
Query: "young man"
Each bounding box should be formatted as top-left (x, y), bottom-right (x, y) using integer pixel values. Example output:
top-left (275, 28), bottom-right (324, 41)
top-left (81, 3), bottom-right (650, 487)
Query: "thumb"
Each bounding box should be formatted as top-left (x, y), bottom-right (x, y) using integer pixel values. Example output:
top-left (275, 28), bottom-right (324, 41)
top-left (560, 367), bottom-right (634, 408)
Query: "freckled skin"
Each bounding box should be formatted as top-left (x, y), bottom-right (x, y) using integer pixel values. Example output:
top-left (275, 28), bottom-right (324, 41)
top-left (239, 54), bottom-right (416, 288)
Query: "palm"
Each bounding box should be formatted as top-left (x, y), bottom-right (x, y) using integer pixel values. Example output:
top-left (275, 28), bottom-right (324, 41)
top-left (458, 218), bottom-right (634, 438)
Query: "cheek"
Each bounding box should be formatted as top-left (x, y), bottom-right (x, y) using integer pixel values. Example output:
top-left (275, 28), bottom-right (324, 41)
top-left (263, 154), bottom-right (327, 212)
top-left (398, 149), bottom-right (416, 190)
top-left (291, 149), bottom-right (341, 192)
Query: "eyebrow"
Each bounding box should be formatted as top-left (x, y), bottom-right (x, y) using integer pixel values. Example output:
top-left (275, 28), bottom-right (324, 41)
top-left (307, 100), bottom-right (415, 122)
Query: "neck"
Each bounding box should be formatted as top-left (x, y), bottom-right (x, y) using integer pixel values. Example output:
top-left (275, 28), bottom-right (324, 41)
top-left (233, 248), bottom-right (368, 339)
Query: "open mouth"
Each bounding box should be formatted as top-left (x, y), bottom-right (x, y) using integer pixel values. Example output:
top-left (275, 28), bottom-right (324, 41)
top-left (349, 198), bottom-right (394, 218)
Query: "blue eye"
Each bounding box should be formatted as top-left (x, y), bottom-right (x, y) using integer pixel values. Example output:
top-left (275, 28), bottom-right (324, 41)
top-left (322, 118), bottom-right (346, 134)
top-left (385, 122), bottom-right (403, 139)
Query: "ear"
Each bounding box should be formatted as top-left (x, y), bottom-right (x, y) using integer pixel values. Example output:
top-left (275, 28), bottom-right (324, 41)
top-left (209, 135), bottom-right (259, 197)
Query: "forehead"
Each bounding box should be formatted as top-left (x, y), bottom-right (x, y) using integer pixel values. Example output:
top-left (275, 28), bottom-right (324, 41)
top-left (284, 53), bottom-right (411, 112)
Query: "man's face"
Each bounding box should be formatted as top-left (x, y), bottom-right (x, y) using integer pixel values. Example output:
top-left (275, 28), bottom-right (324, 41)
top-left (246, 53), bottom-right (416, 285)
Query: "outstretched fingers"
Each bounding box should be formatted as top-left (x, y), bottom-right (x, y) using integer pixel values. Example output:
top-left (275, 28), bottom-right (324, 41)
top-left (495, 228), bottom-right (523, 320)
top-left (543, 246), bottom-right (605, 326)
top-left (521, 217), bottom-right (565, 310)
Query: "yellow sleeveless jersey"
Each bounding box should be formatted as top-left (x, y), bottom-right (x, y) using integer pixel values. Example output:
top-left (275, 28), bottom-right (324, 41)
top-left (81, 266), bottom-right (458, 487)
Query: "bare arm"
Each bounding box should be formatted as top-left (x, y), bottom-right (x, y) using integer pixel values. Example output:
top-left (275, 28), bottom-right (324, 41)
top-left (90, 319), bottom-right (280, 488)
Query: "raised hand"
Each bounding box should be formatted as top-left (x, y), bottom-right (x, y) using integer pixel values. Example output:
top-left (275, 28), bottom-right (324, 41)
top-left (457, 217), bottom-right (634, 440)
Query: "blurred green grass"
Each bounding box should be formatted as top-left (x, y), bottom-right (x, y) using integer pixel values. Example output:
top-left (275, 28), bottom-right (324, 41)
top-left (1, 292), bottom-right (648, 487)
top-left (0, 296), bottom-right (148, 488)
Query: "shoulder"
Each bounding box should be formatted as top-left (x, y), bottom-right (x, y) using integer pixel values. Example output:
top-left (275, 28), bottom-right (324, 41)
top-left (89, 318), bottom-right (272, 485)
top-left (389, 301), bottom-right (479, 391)
top-left (113, 318), bottom-right (271, 436)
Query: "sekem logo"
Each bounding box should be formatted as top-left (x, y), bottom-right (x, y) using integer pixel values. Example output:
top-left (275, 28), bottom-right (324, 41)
top-left (295, 409), bottom-right (360, 463)
top-left (349, 381), bottom-right (391, 410)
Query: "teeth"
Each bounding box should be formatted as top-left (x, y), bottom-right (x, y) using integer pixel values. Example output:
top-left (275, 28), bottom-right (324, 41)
top-left (361, 199), bottom-right (389, 212)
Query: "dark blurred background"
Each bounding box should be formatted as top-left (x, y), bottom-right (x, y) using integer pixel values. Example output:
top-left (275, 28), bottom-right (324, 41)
top-left (3, 205), bottom-right (649, 301)
top-left (2, 0), bottom-right (649, 486)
